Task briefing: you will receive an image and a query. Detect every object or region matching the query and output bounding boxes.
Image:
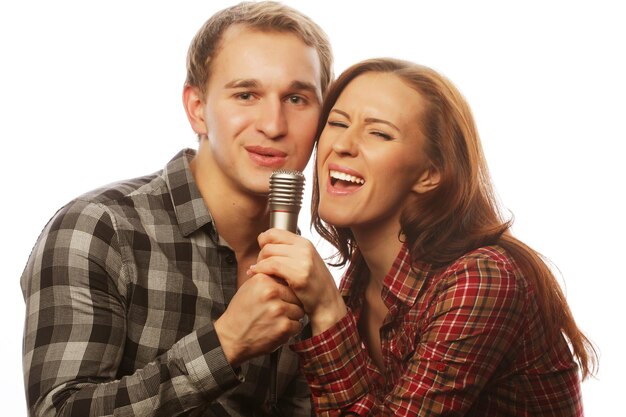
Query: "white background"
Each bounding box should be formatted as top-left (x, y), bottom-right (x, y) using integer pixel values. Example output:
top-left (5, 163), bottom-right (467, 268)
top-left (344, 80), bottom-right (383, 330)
top-left (1, 1), bottom-right (624, 415)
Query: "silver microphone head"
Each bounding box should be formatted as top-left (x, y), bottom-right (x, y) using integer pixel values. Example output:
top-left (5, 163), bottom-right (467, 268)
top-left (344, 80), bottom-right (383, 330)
top-left (268, 169), bottom-right (305, 232)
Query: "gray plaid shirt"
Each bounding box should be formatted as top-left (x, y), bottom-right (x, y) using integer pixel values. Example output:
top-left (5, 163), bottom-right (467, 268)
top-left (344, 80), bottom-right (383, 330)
top-left (21, 149), bottom-right (311, 416)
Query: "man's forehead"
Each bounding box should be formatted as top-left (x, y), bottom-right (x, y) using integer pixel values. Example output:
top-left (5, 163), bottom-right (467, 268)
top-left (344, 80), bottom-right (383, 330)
top-left (209, 26), bottom-right (322, 98)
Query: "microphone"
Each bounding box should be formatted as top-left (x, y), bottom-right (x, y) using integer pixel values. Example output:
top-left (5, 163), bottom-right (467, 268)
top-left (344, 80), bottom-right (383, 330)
top-left (267, 169), bottom-right (304, 412)
top-left (268, 169), bottom-right (305, 233)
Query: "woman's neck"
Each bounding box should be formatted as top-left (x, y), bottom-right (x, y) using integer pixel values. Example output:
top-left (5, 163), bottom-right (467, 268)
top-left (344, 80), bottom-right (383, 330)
top-left (352, 223), bottom-right (404, 287)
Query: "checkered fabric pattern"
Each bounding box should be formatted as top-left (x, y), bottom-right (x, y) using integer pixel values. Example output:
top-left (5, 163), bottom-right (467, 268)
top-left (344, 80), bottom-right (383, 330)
top-left (21, 149), bottom-right (312, 416)
top-left (292, 244), bottom-right (583, 416)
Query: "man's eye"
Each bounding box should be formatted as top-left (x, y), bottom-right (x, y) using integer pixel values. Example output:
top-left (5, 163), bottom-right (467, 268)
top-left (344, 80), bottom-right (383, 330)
top-left (236, 92), bottom-right (253, 100)
top-left (287, 95), bottom-right (306, 105)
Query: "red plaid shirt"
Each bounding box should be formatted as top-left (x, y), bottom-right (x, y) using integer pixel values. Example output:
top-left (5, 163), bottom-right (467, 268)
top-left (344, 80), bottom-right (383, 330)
top-left (292, 244), bottom-right (583, 416)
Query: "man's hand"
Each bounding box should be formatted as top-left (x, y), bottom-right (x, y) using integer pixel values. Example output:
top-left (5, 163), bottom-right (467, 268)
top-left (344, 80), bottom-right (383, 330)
top-left (214, 274), bottom-right (304, 367)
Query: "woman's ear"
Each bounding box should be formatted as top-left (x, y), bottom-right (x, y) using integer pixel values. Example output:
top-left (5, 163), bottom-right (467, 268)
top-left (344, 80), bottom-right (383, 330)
top-left (413, 166), bottom-right (441, 194)
top-left (182, 85), bottom-right (208, 136)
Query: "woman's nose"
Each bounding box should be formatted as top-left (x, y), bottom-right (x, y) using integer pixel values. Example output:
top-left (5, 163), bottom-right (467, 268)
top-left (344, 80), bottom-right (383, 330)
top-left (331, 127), bottom-right (358, 156)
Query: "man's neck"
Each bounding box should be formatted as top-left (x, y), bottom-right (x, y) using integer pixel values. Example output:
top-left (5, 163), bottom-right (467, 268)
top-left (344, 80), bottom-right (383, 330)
top-left (190, 155), bottom-right (269, 259)
top-left (210, 193), bottom-right (268, 258)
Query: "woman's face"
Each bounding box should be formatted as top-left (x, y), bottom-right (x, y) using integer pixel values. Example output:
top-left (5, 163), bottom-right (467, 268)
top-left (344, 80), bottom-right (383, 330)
top-left (316, 72), bottom-right (437, 235)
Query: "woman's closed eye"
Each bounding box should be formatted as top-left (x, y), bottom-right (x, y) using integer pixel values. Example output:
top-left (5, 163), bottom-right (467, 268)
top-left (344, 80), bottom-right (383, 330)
top-left (370, 130), bottom-right (394, 141)
top-left (327, 120), bottom-right (348, 128)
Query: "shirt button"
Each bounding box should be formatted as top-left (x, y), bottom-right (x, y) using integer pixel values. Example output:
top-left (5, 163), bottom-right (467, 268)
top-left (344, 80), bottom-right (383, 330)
top-left (436, 362), bottom-right (446, 372)
top-left (225, 254), bottom-right (236, 264)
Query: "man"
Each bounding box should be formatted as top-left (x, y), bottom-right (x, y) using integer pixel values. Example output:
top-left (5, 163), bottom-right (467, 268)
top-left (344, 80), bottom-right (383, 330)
top-left (21, 2), bottom-right (333, 416)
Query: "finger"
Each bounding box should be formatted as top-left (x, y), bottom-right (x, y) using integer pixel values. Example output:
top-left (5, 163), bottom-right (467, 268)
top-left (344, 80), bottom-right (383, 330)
top-left (254, 273), bottom-right (303, 306)
top-left (250, 258), bottom-right (305, 287)
top-left (275, 317), bottom-right (306, 342)
top-left (285, 314), bottom-right (307, 335)
top-left (257, 228), bottom-right (299, 248)
top-left (291, 317), bottom-right (306, 336)
top-left (274, 278), bottom-right (303, 306)
top-left (272, 301), bottom-right (305, 321)
top-left (257, 242), bottom-right (292, 260)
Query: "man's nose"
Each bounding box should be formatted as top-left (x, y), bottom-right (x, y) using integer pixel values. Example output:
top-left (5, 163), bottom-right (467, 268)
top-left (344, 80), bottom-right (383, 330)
top-left (256, 98), bottom-right (288, 139)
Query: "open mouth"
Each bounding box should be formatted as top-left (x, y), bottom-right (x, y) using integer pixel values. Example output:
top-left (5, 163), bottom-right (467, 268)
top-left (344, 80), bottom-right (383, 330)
top-left (329, 169), bottom-right (364, 190)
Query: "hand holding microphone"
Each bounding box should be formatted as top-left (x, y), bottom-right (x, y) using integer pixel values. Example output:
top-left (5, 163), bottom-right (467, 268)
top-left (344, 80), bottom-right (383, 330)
top-left (258, 169), bottom-right (346, 411)
top-left (212, 170), bottom-right (306, 368)
top-left (266, 169), bottom-right (305, 410)
top-left (255, 171), bottom-right (347, 335)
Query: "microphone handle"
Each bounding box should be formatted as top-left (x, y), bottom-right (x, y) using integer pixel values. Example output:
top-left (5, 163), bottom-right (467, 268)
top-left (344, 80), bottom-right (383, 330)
top-left (269, 209), bottom-right (299, 232)
top-left (267, 170), bottom-right (304, 413)
top-left (268, 208), bottom-right (297, 412)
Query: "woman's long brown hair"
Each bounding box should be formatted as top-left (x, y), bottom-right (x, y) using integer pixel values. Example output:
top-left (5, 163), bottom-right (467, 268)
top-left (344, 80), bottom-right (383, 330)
top-left (311, 58), bottom-right (597, 378)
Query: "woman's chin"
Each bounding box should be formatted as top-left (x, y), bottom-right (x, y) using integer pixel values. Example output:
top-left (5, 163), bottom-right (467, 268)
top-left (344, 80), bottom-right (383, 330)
top-left (318, 206), bottom-right (349, 227)
top-left (319, 211), bottom-right (354, 229)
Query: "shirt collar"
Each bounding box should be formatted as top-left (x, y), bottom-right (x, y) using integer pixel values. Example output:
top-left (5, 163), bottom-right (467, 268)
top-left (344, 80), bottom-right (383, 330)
top-left (340, 243), bottom-right (433, 310)
top-left (163, 148), bottom-right (215, 237)
top-left (381, 243), bottom-right (432, 309)
top-left (339, 253), bottom-right (361, 299)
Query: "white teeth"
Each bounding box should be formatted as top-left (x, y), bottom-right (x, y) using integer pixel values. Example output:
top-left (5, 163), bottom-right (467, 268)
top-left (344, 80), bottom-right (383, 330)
top-left (329, 170), bottom-right (365, 185)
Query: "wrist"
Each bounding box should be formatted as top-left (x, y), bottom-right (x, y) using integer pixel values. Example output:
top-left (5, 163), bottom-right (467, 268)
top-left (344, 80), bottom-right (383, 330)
top-left (310, 297), bottom-right (347, 335)
top-left (214, 317), bottom-right (243, 367)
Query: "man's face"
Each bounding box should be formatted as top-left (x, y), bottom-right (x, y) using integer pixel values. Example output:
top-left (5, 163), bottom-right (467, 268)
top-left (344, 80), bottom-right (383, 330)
top-left (190, 25), bottom-right (322, 196)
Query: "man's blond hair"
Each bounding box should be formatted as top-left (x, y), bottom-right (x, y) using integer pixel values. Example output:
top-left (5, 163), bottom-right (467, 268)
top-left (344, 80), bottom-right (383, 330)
top-left (186, 1), bottom-right (333, 99)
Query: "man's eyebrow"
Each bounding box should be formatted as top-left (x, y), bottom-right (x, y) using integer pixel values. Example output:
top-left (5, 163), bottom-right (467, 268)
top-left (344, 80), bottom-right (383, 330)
top-left (290, 80), bottom-right (321, 102)
top-left (224, 79), bottom-right (259, 89)
top-left (289, 80), bottom-right (318, 93)
top-left (224, 79), bottom-right (318, 91)
top-left (330, 109), bottom-right (400, 132)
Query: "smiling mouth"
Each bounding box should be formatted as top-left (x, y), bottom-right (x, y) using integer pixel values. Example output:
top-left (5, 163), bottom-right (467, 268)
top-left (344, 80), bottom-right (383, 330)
top-left (246, 146), bottom-right (287, 157)
top-left (329, 169), bottom-right (365, 188)
top-left (246, 146), bottom-right (287, 168)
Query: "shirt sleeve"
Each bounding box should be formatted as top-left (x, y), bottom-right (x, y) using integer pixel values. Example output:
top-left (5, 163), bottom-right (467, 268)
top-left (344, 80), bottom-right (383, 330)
top-left (291, 311), bottom-right (373, 417)
top-left (276, 353), bottom-right (315, 417)
top-left (21, 200), bottom-right (242, 417)
top-left (292, 253), bottom-right (527, 417)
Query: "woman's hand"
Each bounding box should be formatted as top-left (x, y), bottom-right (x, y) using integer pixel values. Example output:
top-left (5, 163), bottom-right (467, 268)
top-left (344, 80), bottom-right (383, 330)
top-left (250, 228), bottom-right (348, 335)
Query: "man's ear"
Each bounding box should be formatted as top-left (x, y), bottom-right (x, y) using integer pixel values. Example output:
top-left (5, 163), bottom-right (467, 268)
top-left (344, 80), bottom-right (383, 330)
top-left (413, 166), bottom-right (441, 194)
top-left (183, 85), bottom-right (208, 136)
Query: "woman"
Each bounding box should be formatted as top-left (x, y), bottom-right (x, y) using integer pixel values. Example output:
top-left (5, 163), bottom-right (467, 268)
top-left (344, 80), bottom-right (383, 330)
top-left (250, 58), bottom-right (596, 416)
